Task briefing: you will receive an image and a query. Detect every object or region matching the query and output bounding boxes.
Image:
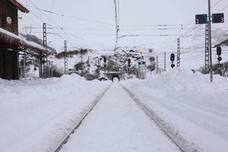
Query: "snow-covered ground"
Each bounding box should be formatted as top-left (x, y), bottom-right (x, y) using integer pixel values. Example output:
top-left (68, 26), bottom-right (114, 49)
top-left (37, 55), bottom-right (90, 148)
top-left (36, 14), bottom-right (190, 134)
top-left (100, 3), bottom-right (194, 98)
top-left (0, 75), bottom-right (110, 152)
top-left (60, 84), bottom-right (180, 152)
top-left (1, 68), bottom-right (228, 152)
top-left (122, 69), bottom-right (228, 152)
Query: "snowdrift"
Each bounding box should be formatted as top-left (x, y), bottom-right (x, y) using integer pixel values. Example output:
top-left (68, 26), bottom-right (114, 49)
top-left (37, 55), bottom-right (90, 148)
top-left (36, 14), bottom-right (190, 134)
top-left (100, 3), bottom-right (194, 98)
top-left (122, 69), bottom-right (228, 152)
top-left (0, 75), bottom-right (110, 152)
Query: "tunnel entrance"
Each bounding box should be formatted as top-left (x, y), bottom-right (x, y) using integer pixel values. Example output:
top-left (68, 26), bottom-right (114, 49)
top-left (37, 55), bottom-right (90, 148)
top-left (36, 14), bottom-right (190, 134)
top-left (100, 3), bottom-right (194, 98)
top-left (112, 75), bottom-right (120, 82)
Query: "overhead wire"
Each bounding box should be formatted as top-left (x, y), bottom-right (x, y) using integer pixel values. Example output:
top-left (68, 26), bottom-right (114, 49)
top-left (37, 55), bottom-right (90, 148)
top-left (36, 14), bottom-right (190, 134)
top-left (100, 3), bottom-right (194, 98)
top-left (28, 0), bottom-right (109, 49)
top-left (212, 0), bottom-right (224, 9)
top-left (30, 3), bottom-right (114, 26)
top-left (217, 3), bottom-right (228, 12)
top-left (22, 0), bottom-right (228, 54)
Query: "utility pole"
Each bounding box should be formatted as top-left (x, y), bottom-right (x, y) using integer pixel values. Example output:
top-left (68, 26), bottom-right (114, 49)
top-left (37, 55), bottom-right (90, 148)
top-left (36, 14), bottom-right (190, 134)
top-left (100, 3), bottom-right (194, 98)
top-left (208, 0), bottom-right (213, 82)
top-left (39, 53), bottom-right (43, 78)
top-left (114, 0), bottom-right (120, 51)
top-left (156, 56), bottom-right (159, 74)
top-left (177, 38), bottom-right (181, 67)
top-left (61, 14), bottom-right (64, 31)
top-left (80, 49), bottom-right (83, 74)
top-left (64, 40), bottom-right (68, 74)
top-left (196, 0), bottom-right (224, 82)
top-left (50, 61), bottom-right (53, 77)
top-left (48, 60), bottom-right (51, 78)
top-left (22, 53), bottom-right (27, 78)
top-left (47, 60), bottom-right (50, 78)
top-left (164, 52), bottom-right (167, 72)
top-left (205, 24), bottom-right (210, 72)
top-left (42, 22), bottom-right (47, 78)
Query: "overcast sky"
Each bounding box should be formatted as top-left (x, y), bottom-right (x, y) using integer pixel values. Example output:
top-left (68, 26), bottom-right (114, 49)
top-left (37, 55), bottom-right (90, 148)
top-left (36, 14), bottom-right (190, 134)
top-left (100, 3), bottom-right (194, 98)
top-left (18, 0), bottom-right (228, 58)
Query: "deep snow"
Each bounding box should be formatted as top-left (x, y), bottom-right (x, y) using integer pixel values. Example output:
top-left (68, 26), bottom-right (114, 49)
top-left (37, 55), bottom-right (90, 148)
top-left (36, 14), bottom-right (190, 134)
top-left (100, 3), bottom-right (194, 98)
top-left (60, 84), bottom-right (180, 152)
top-left (0, 74), bottom-right (110, 152)
top-left (122, 69), bottom-right (228, 152)
top-left (1, 69), bottom-right (228, 152)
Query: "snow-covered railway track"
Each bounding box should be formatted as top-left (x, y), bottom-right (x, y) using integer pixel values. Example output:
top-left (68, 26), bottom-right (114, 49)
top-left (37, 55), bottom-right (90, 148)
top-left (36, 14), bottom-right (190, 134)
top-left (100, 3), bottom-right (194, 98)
top-left (51, 83), bottom-right (191, 152)
top-left (121, 84), bottom-right (200, 152)
top-left (51, 85), bottom-right (112, 152)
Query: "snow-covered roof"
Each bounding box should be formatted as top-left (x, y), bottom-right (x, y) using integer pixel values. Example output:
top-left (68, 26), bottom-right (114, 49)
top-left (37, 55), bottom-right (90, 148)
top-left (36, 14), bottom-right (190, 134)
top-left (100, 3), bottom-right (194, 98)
top-left (215, 39), bottom-right (228, 47)
top-left (8, 0), bottom-right (29, 13)
top-left (0, 28), bottom-right (48, 55)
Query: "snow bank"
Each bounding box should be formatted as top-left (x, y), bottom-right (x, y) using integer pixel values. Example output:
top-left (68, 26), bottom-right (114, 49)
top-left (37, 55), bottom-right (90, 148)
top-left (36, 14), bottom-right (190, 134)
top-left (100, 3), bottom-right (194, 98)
top-left (122, 69), bottom-right (228, 152)
top-left (0, 75), bottom-right (110, 152)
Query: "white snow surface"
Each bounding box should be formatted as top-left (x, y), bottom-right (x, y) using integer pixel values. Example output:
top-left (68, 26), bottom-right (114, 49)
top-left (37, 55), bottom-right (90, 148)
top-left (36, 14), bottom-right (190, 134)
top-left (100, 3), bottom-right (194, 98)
top-left (122, 69), bottom-right (228, 152)
top-left (60, 84), bottom-right (180, 152)
top-left (0, 74), bottom-right (110, 152)
top-left (1, 68), bottom-right (228, 152)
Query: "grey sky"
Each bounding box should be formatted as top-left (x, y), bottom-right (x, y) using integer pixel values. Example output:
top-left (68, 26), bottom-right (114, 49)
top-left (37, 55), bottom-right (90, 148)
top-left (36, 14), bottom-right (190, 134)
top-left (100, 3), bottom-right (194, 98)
top-left (18, 0), bottom-right (228, 54)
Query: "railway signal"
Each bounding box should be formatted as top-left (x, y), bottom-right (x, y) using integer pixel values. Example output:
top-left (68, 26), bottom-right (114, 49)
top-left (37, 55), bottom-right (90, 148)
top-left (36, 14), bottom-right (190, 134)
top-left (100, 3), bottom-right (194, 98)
top-left (171, 64), bottom-right (175, 68)
top-left (216, 47), bottom-right (222, 63)
top-left (128, 58), bottom-right (131, 67)
top-left (170, 53), bottom-right (175, 62)
top-left (195, 0), bottom-right (225, 82)
top-left (218, 57), bottom-right (222, 62)
top-left (170, 53), bottom-right (175, 68)
top-left (216, 47), bottom-right (222, 56)
top-left (103, 57), bottom-right (107, 68)
top-left (103, 57), bottom-right (107, 63)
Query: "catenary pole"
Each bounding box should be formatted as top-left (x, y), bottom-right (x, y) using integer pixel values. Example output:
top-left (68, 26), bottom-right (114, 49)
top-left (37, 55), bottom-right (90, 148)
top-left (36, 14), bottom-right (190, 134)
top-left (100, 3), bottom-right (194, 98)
top-left (164, 52), bottom-right (167, 72)
top-left (114, 0), bottom-right (119, 51)
top-left (208, 0), bottom-right (213, 82)
top-left (156, 56), bottom-right (159, 74)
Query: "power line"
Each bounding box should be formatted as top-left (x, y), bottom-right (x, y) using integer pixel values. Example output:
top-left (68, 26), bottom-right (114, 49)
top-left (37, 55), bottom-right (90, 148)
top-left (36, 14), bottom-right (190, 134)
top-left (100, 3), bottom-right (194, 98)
top-left (30, 32), bottom-right (202, 37)
top-left (181, 53), bottom-right (205, 59)
top-left (21, 25), bottom-right (199, 32)
top-left (30, 4), bottom-right (114, 26)
top-left (212, 0), bottom-right (224, 9)
top-left (30, 32), bottom-right (115, 36)
top-left (217, 3), bottom-right (228, 12)
top-left (22, 26), bottom-right (115, 31)
top-left (29, 0), bottom-right (117, 49)
top-left (28, 0), bottom-right (95, 48)
top-left (121, 24), bottom-right (192, 27)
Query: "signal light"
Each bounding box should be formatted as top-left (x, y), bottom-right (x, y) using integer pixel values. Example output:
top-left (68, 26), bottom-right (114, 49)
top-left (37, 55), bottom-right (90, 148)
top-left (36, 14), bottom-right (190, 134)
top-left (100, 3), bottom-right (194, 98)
top-left (216, 47), bottom-right (222, 63)
top-left (170, 53), bottom-right (175, 68)
top-left (216, 47), bottom-right (222, 56)
top-left (171, 64), bottom-right (175, 68)
top-left (218, 56), bottom-right (222, 62)
top-left (170, 53), bottom-right (175, 62)
top-left (128, 59), bottom-right (131, 67)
